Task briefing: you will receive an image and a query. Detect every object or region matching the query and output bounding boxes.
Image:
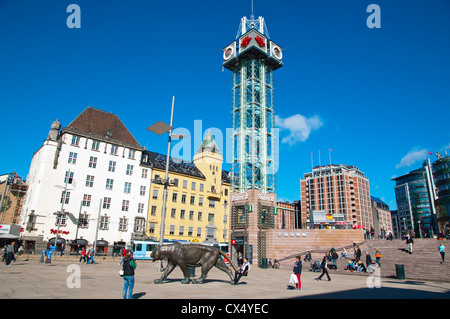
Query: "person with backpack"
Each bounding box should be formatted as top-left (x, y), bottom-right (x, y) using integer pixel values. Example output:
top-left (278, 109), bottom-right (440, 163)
top-left (122, 250), bottom-right (137, 299)
top-left (375, 249), bottom-right (382, 267)
top-left (315, 254), bottom-right (331, 281)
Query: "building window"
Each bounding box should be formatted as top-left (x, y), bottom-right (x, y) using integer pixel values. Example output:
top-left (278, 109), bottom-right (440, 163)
top-left (190, 196), bottom-right (195, 205)
top-left (60, 191), bottom-right (70, 204)
top-left (103, 197), bottom-right (111, 209)
top-left (56, 214), bottom-right (67, 226)
top-left (171, 208), bottom-right (176, 218)
top-left (82, 194), bottom-right (91, 207)
top-left (208, 213), bottom-right (215, 222)
top-left (149, 222), bottom-right (155, 234)
top-left (89, 156), bottom-right (97, 168)
top-left (170, 225), bottom-right (175, 235)
top-left (224, 189), bottom-right (228, 196)
top-left (128, 149), bottom-right (135, 159)
top-left (106, 179), bottom-right (114, 190)
top-left (140, 186), bottom-right (146, 196)
top-left (85, 175), bottom-right (94, 187)
top-left (179, 226), bottom-right (184, 236)
top-left (181, 194), bottom-right (186, 204)
top-left (191, 182), bottom-right (196, 190)
top-left (189, 211), bottom-right (194, 220)
top-left (197, 227), bottom-right (202, 237)
top-left (126, 164), bottom-right (134, 176)
top-left (68, 152), bottom-right (77, 164)
top-left (209, 199), bottom-right (215, 208)
top-left (119, 217), bottom-right (128, 231)
top-left (71, 135), bottom-right (80, 146)
top-left (180, 209), bottom-right (185, 219)
top-left (26, 214), bottom-right (36, 231)
top-left (173, 179), bottom-right (179, 187)
top-left (188, 226), bottom-right (193, 236)
top-left (134, 218), bottom-right (145, 233)
top-left (151, 205), bottom-right (157, 216)
top-left (138, 203), bottom-right (144, 214)
top-left (142, 169), bottom-right (148, 179)
top-left (172, 192), bottom-right (178, 202)
top-left (198, 211), bottom-right (202, 221)
top-left (79, 213), bottom-right (89, 228)
top-left (64, 171), bottom-right (74, 184)
top-left (199, 197), bottom-right (203, 206)
top-left (108, 161), bottom-right (116, 172)
top-left (122, 200), bottom-right (130, 212)
top-left (124, 182), bottom-right (132, 194)
top-left (200, 183), bottom-right (204, 192)
top-left (153, 189), bottom-right (158, 199)
top-left (91, 140), bottom-right (100, 151)
top-left (183, 180), bottom-right (187, 188)
top-left (99, 215), bottom-right (109, 230)
top-left (110, 145), bottom-right (118, 155)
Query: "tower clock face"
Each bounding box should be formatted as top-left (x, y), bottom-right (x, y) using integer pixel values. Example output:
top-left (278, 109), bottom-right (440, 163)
top-left (271, 44), bottom-right (283, 60)
top-left (223, 43), bottom-right (236, 61)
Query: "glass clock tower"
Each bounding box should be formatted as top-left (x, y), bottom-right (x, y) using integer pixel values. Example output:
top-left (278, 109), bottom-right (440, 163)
top-left (222, 15), bottom-right (283, 194)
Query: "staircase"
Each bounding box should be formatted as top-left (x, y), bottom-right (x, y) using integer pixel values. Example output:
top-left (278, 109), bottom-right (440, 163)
top-left (274, 238), bottom-right (449, 282)
top-left (333, 238), bottom-right (449, 282)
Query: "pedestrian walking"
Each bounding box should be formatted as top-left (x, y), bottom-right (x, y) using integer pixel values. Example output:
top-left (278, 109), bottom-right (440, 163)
top-left (5, 241), bottom-right (15, 266)
top-left (439, 243), bottom-right (445, 263)
top-left (304, 251), bottom-right (312, 262)
top-left (79, 248), bottom-right (86, 263)
top-left (331, 249), bottom-right (338, 270)
top-left (89, 246), bottom-right (96, 264)
top-left (315, 254), bottom-right (331, 281)
top-left (366, 251), bottom-right (374, 273)
top-left (293, 256), bottom-right (302, 290)
top-left (406, 234), bottom-right (414, 254)
top-left (355, 245), bottom-right (362, 262)
top-left (122, 250), bottom-right (137, 299)
top-left (375, 249), bottom-right (381, 267)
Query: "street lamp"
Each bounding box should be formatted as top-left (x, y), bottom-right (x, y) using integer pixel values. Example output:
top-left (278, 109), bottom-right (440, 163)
top-left (147, 96), bottom-right (186, 272)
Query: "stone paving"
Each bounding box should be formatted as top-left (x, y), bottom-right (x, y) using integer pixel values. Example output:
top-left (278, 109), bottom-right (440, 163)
top-left (1, 255), bottom-right (449, 301)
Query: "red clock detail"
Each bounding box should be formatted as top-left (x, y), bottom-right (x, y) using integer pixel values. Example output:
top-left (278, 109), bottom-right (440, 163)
top-left (241, 36), bottom-right (251, 48)
top-left (255, 35), bottom-right (265, 47)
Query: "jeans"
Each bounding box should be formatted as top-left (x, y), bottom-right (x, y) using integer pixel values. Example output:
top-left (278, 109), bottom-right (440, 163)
top-left (123, 276), bottom-right (135, 299)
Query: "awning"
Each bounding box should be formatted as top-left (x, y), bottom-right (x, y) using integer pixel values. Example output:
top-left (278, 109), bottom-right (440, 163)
top-left (0, 233), bottom-right (19, 239)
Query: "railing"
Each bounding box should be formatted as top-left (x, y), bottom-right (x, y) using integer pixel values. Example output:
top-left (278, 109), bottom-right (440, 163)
top-left (271, 241), bottom-right (366, 266)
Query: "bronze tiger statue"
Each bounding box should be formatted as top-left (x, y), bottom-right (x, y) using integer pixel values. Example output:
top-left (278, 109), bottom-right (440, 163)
top-left (151, 243), bottom-right (239, 285)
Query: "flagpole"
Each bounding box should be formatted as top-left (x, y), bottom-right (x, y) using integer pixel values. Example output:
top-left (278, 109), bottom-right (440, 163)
top-left (329, 149), bottom-right (333, 173)
top-left (318, 151), bottom-right (321, 176)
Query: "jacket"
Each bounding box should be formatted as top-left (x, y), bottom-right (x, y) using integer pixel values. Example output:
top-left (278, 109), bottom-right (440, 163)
top-left (123, 257), bottom-right (137, 276)
top-left (366, 254), bottom-right (372, 265)
top-left (293, 261), bottom-right (302, 274)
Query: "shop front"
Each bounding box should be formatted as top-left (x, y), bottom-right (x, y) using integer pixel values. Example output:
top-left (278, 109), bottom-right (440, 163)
top-left (47, 237), bottom-right (66, 253)
top-left (70, 239), bottom-right (88, 255)
top-left (94, 240), bottom-right (108, 256)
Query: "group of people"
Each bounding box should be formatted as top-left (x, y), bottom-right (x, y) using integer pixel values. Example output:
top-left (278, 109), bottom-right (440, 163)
top-left (79, 246), bottom-right (96, 264)
top-left (1, 241), bottom-right (18, 266)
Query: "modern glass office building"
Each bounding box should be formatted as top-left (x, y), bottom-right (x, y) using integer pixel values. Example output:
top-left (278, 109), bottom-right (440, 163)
top-left (432, 154), bottom-right (450, 235)
top-left (393, 160), bottom-right (437, 237)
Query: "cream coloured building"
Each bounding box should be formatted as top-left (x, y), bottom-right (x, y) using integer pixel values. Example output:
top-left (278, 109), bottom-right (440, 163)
top-left (143, 131), bottom-right (231, 243)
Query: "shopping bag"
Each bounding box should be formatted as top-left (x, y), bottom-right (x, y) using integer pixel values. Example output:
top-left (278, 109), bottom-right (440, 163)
top-left (290, 273), bottom-right (298, 284)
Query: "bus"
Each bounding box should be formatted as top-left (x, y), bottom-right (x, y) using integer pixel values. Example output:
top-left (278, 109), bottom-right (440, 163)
top-left (131, 241), bottom-right (159, 260)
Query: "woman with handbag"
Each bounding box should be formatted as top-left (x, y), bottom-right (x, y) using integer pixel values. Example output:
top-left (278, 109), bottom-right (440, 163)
top-left (293, 256), bottom-right (302, 290)
top-left (122, 250), bottom-right (137, 299)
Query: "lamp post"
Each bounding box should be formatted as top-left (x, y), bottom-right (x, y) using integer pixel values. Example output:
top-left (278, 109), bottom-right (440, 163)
top-left (147, 96), bottom-right (186, 272)
top-left (54, 169), bottom-right (71, 254)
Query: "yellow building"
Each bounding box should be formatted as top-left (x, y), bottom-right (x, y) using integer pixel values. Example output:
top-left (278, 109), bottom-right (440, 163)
top-left (142, 132), bottom-right (231, 243)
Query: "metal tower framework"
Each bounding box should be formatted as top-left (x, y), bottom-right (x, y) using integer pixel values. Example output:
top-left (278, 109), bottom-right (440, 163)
top-left (223, 16), bottom-right (283, 194)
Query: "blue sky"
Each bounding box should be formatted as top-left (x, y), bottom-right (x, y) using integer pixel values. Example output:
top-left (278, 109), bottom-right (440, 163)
top-left (1, 0), bottom-right (449, 210)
